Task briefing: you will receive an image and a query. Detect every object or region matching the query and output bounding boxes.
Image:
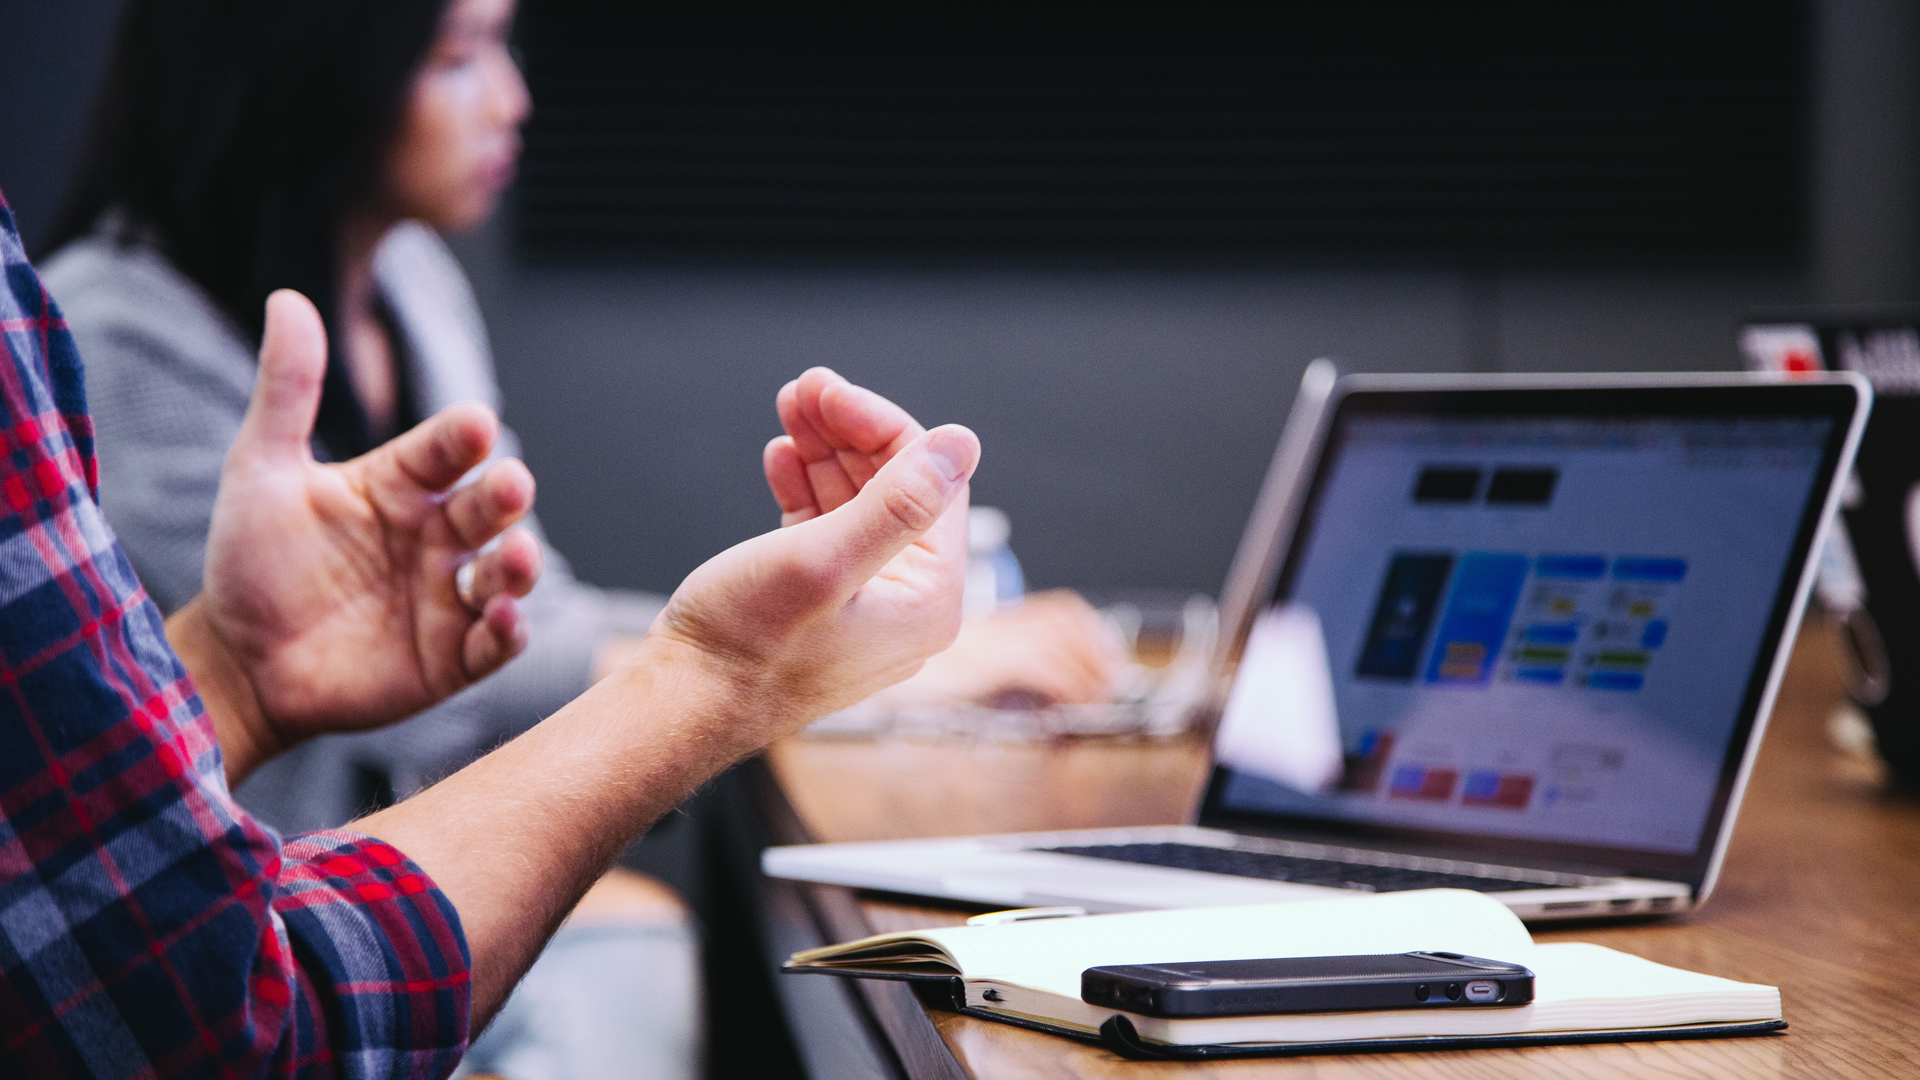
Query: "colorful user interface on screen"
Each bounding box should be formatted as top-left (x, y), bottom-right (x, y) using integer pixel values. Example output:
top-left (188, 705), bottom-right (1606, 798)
top-left (1215, 412), bottom-right (1832, 856)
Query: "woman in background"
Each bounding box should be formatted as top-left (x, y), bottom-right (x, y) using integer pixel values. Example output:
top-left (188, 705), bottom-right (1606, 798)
top-left (44, 0), bottom-right (1116, 1075)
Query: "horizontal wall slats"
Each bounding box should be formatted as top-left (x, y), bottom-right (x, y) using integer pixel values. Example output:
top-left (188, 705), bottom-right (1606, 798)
top-left (514, 3), bottom-right (1808, 260)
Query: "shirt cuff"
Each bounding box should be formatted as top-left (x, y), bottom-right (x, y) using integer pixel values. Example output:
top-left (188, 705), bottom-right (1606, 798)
top-left (273, 830), bottom-right (472, 1079)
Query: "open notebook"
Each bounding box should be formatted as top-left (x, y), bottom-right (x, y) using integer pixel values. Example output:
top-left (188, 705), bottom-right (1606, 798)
top-left (786, 890), bottom-right (1782, 1058)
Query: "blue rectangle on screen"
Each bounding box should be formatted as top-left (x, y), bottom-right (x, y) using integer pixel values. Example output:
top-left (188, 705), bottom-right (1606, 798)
top-left (1424, 552), bottom-right (1529, 685)
top-left (1587, 671), bottom-right (1645, 691)
top-left (1641, 619), bottom-right (1669, 649)
top-left (1612, 557), bottom-right (1687, 582)
top-left (1534, 554), bottom-right (1606, 579)
top-left (1524, 623), bottom-right (1579, 644)
top-left (1513, 667), bottom-right (1566, 684)
top-left (1463, 771), bottom-right (1501, 800)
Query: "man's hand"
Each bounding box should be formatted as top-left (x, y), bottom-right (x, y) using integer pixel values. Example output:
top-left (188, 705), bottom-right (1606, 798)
top-left (357, 366), bottom-right (976, 1021)
top-left (642, 367), bottom-right (980, 749)
top-left (168, 290), bottom-right (542, 784)
top-left (767, 368), bottom-right (1117, 709)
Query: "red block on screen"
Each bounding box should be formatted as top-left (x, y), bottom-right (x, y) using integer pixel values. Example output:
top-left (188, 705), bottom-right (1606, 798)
top-left (1462, 773), bottom-right (1535, 809)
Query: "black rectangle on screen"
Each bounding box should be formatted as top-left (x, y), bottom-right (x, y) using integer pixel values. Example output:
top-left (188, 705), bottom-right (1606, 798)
top-left (1486, 468), bottom-right (1559, 505)
top-left (1413, 467), bottom-right (1481, 502)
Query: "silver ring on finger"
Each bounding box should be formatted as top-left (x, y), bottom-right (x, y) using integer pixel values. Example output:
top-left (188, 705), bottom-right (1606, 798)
top-left (455, 559), bottom-right (481, 612)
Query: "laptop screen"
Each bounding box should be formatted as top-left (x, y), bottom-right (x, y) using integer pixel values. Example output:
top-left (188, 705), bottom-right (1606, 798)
top-left (1202, 383), bottom-right (1859, 882)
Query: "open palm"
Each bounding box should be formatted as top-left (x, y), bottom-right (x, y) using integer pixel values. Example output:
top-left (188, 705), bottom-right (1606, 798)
top-left (195, 291), bottom-right (541, 750)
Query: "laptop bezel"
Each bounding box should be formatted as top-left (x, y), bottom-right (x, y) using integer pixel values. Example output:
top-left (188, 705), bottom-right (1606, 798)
top-left (1195, 371), bottom-right (1870, 894)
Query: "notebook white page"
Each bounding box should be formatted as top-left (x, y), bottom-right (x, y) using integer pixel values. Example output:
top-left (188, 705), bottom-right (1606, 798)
top-left (795, 889), bottom-right (1533, 992)
top-left (973, 942), bottom-right (1780, 1043)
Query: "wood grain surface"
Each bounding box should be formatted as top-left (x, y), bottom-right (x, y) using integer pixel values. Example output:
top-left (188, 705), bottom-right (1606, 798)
top-left (766, 623), bottom-right (1920, 1078)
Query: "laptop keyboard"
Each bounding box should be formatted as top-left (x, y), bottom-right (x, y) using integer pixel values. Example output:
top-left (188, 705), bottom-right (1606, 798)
top-left (1033, 842), bottom-right (1572, 894)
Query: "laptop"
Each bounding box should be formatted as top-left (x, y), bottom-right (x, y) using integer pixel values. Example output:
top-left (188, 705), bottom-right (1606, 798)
top-left (764, 370), bottom-right (1870, 920)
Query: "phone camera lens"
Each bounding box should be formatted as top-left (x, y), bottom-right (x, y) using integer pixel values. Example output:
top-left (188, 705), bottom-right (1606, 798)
top-left (1446, 982), bottom-right (1463, 1001)
top-left (1414, 984), bottom-right (1430, 1002)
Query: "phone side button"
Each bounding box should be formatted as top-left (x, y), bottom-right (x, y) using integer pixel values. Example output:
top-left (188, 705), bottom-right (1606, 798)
top-left (1464, 980), bottom-right (1500, 1003)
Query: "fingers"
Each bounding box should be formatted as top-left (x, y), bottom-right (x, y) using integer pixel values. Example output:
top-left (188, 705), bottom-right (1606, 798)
top-left (787, 368), bottom-right (849, 454)
top-left (462, 529), bottom-right (543, 610)
top-left (803, 448), bottom-right (861, 514)
top-left (382, 401), bottom-right (501, 494)
top-left (764, 436), bottom-right (819, 526)
top-left (232, 290), bottom-right (328, 466)
top-left (792, 424), bottom-right (980, 589)
top-left (817, 381), bottom-right (918, 498)
top-left (775, 367), bottom-right (926, 517)
top-left (818, 379), bottom-right (920, 457)
top-left (775, 375), bottom-right (835, 463)
top-left (462, 592), bottom-right (530, 680)
top-left (442, 457), bottom-right (537, 550)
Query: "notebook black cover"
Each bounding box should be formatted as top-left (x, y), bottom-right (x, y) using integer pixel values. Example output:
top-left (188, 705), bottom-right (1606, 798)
top-left (1095, 1014), bottom-right (1787, 1060)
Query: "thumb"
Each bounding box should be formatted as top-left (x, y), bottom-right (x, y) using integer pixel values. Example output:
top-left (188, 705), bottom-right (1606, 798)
top-left (233, 289), bottom-right (328, 464)
top-left (800, 424), bottom-right (980, 587)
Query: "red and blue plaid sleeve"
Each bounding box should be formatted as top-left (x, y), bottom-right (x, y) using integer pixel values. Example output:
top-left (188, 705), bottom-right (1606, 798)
top-left (0, 194), bottom-right (471, 1079)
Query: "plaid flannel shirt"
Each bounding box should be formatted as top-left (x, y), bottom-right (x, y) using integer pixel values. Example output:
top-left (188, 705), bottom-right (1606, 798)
top-left (0, 195), bottom-right (471, 1079)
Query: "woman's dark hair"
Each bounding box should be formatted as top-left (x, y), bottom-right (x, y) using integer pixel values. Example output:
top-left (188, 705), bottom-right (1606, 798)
top-left (45, 0), bottom-right (452, 457)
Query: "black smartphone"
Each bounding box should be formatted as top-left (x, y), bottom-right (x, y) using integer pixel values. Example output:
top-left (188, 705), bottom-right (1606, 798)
top-left (1081, 952), bottom-right (1535, 1018)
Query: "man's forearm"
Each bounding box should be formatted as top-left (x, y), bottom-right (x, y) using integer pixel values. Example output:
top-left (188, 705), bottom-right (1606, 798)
top-left (353, 634), bottom-right (758, 1024)
top-left (351, 382), bottom-right (977, 1028)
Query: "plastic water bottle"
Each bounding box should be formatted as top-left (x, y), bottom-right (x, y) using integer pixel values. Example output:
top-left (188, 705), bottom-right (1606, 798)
top-left (964, 506), bottom-right (1024, 617)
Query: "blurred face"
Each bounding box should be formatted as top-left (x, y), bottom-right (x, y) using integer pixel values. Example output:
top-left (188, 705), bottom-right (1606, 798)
top-left (381, 0), bottom-right (530, 232)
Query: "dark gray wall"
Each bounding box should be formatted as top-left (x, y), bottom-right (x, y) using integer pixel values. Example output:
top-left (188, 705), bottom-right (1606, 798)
top-left (4, 0), bottom-right (1915, 597)
top-left (455, 231), bottom-right (1806, 596)
top-left (0, 0), bottom-right (120, 250)
top-left (1814, 0), bottom-right (1920, 303)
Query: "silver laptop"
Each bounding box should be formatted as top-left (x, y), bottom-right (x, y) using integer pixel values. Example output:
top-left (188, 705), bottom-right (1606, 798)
top-left (765, 369), bottom-right (1869, 921)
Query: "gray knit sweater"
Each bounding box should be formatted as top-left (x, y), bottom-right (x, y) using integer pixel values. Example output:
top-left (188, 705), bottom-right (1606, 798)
top-left (43, 220), bottom-right (664, 832)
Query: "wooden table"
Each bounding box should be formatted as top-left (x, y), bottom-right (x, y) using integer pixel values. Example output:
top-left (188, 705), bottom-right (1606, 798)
top-left (748, 624), bottom-right (1920, 1078)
